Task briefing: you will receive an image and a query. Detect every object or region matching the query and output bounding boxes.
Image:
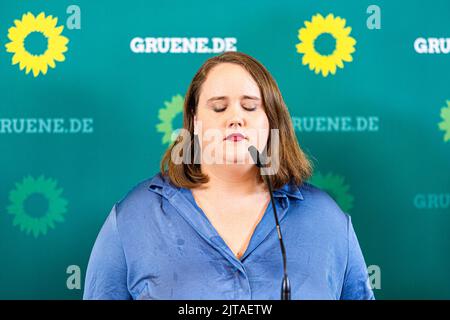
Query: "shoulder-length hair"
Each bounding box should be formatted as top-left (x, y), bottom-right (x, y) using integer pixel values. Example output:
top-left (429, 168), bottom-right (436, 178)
top-left (160, 51), bottom-right (313, 189)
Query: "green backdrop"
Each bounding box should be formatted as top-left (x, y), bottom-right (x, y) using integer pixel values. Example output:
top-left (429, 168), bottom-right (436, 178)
top-left (1, 0), bottom-right (449, 299)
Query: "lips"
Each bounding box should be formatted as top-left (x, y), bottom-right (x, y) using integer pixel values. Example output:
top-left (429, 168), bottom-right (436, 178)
top-left (225, 133), bottom-right (246, 142)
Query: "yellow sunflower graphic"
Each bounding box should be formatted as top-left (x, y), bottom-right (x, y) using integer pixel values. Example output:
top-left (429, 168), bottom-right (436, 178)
top-left (296, 13), bottom-right (356, 77)
top-left (5, 12), bottom-right (69, 77)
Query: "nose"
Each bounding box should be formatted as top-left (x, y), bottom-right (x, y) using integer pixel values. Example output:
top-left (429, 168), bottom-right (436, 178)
top-left (227, 117), bottom-right (243, 129)
top-left (226, 104), bottom-right (245, 129)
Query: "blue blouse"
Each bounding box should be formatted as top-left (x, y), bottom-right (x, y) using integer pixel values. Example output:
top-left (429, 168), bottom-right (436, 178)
top-left (83, 172), bottom-right (374, 300)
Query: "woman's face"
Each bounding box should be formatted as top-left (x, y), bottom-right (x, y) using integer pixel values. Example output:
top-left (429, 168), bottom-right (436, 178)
top-left (195, 63), bottom-right (270, 165)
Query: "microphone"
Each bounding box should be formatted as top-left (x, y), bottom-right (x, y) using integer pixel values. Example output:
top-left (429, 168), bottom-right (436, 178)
top-left (248, 145), bottom-right (291, 300)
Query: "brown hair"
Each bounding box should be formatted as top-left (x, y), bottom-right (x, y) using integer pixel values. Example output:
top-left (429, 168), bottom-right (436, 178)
top-left (160, 51), bottom-right (313, 189)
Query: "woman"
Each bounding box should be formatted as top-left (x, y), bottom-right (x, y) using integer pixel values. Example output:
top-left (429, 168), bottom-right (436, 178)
top-left (83, 52), bottom-right (374, 300)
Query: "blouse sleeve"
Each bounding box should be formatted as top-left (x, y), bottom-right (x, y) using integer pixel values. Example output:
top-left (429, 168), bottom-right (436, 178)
top-left (340, 215), bottom-right (375, 300)
top-left (83, 204), bottom-right (132, 300)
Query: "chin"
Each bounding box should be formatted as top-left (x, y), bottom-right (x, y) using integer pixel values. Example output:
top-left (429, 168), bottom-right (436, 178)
top-left (223, 151), bottom-right (250, 165)
top-left (222, 141), bottom-right (253, 164)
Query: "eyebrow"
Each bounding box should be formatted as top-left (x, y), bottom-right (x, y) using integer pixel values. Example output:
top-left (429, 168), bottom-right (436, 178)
top-left (206, 95), bottom-right (261, 103)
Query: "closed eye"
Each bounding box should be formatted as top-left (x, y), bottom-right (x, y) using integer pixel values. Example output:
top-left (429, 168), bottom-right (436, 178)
top-left (213, 106), bottom-right (226, 112)
top-left (212, 104), bottom-right (258, 112)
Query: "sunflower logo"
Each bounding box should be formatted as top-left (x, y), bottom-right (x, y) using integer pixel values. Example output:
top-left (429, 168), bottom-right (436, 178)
top-left (5, 12), bottom-right (69, 77)
top-left (7, 175), bottom-right (68, 238)
top-left (156, 94), bottom-right (184, 145)
top-left (308, 171), bottom-right (354, 212)
top-left (296, 13), bottom-right (356, 77)
top-left (438, 100), bottom-right (450, 142)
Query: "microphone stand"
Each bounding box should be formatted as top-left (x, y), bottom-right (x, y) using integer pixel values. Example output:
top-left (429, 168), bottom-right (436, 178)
top-left (248, 146), bottom-right (291, 300)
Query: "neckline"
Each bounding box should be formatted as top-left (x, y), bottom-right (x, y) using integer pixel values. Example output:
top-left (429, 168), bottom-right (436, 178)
top-left (182, 187), bottom-right (273, 262)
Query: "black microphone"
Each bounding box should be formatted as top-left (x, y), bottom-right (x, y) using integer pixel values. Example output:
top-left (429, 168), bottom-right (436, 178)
top-left (248, 145), bottom-right (291, 300)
